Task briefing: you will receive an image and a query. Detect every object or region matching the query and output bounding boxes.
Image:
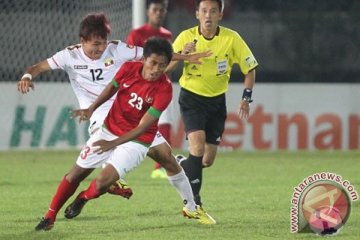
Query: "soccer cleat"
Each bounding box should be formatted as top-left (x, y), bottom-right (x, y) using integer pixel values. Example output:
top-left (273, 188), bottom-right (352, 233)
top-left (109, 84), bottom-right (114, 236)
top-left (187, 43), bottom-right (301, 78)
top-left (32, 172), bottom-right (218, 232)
top-left (107, 179), bottom-right (133, 199)
top-left (151, 168), bottom-right (167, 179)
top-left (182, 205), bottom-right (216, 225)
top-left (64, 194), bottom-right (88, 219)
top-left (35, 217), bottom-right (54, 231)
top-left (175, 154), bottom-right (187, 165)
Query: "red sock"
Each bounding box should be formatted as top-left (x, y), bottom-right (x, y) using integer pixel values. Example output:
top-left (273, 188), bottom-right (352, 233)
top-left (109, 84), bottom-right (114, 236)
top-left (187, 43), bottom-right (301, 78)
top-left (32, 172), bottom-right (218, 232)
top-left (154, 162), bottom-right (162, 169)
top-left (45, 176), bottom-right (79, 222)
top-left (79, 179), bottom-right (102, 200)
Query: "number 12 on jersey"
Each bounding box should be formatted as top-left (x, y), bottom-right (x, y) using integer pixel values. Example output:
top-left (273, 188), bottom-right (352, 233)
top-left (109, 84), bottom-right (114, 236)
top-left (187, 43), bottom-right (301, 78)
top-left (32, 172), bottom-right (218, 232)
top-left (90, 69), bottom-right (104, 81)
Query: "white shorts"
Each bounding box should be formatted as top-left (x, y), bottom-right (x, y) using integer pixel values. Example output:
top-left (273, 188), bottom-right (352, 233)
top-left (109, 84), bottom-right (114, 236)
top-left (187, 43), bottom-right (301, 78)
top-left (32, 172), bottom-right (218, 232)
top-left (88, 111), bottom-right (107, 136)
top-left (76, 127), bottom-right (149, 178)
top-left (150, 131), bottom-right (168, 148)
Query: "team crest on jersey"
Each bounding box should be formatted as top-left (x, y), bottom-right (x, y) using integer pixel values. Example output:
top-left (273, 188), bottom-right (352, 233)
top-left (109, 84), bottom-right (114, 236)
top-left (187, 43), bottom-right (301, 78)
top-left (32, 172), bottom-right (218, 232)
top-left (126, 44), bottom-right (135, 49)
top-left (145, 96), bottom-right (153, 103)
top-left (104, 58), bottom-right (114, 67)
top-left (74, 65), bottom-right (88, 69)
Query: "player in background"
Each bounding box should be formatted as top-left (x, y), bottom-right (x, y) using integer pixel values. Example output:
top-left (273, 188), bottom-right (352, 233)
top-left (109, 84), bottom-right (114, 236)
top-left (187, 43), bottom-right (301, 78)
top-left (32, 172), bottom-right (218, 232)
top-left (127, 0), bottom-right (174, 179)
top-left (169, 0), bottom-right (259, 224)
top-left (17, 13), bottom-right (213, 231)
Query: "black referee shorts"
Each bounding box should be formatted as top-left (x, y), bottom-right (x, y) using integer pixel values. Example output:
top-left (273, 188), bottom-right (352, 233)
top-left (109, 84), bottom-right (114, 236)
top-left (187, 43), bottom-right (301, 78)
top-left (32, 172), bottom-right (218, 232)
top-left (178, 88), bottom-right (227, 145)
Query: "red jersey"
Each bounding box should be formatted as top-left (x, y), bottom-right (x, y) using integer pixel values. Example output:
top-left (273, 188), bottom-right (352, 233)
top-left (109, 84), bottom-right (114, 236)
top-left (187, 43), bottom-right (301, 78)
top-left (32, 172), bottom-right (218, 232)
top-left (127, 23), bottom-right (172, 47)
top-left (104, 61), bottom-right (172, 145)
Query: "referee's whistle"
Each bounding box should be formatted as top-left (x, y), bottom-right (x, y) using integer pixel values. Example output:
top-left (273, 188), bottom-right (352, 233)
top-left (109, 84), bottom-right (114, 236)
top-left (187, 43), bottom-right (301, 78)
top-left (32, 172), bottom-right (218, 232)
top-left (184, 39), bottom-right (198, 54)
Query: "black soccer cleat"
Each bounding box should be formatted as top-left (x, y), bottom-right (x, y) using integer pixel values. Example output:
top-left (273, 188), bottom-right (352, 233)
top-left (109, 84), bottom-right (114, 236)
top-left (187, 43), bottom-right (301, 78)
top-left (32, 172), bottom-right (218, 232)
top-left (64, 195), bottom-right (88, 219)
top-left (35, 217), bottom-right (54, 231)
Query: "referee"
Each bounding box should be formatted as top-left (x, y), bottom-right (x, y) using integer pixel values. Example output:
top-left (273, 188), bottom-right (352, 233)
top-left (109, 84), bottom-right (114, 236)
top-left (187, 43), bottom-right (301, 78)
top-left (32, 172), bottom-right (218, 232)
top-left (171, 0), bottom-right (258, 223)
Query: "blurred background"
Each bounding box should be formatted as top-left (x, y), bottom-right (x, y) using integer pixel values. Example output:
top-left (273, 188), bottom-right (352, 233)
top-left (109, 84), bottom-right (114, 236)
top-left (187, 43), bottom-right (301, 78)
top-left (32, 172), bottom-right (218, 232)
top-left (1, 0), bottom-right (360, 83)
top-left (1, 0), bottom-right (359, 151)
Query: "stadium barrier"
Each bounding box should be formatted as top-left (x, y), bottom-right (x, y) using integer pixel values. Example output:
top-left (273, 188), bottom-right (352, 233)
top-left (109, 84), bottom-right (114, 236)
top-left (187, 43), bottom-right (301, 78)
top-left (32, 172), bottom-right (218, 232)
top-left (1, 83), bottom-right (359, 151)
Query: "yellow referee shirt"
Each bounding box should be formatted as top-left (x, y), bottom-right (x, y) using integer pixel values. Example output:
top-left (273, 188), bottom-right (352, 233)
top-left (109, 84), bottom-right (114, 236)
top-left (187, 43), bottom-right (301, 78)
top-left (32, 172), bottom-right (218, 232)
top-left (173, 26), bottom-right (258, 97)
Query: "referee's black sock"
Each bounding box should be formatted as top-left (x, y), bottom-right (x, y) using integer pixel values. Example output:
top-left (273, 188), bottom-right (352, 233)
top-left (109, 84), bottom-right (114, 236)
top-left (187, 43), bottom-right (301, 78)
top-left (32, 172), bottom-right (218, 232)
top-left (180, 154), bottom-right (203, 206)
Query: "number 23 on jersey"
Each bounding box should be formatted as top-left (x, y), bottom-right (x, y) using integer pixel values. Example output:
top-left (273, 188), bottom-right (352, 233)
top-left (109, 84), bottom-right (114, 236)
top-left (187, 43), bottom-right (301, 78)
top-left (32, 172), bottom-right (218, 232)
top-left (128, 92), bottom-right (143, 110)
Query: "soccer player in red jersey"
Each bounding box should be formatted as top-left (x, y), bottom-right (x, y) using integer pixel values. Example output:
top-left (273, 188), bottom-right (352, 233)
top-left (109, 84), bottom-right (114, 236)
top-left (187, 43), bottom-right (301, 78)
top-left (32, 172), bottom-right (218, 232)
top-left (128, 0), bottom-right (174, 179)
top-left (127, 0), bottom-right (172, 47)
top-left (62, 37), bottom-right (209, 225)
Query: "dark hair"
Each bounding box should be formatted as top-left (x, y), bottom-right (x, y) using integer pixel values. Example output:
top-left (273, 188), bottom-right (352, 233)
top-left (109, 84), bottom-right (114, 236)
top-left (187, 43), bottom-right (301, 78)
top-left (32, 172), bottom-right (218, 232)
top-left (147, 0), bottom-right (168, 9)
top-left (79, 12), bottom-right (111, 41)
top-left (143, 37), bottom-right (173, 63)
top-left (196, 0), bottom-right (224, 12)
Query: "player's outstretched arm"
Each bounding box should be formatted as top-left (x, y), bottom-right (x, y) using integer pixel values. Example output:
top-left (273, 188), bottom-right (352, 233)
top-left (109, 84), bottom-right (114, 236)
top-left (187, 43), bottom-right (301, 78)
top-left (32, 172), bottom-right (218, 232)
top-left (92, 112), bottom-right (158, 153)
top-left (166, 50), bottom-right (212, 73)
top-left (71, 81), bottom-right (118, 123)
top-left (17, 60), bottom-right (51, 94)
top-left (172, 50), bottom-right (212, 64)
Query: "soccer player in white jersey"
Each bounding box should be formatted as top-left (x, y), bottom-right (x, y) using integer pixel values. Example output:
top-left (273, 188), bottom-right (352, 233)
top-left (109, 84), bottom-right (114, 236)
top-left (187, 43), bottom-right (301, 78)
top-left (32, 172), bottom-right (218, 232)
top-left (17, 13), bottom-right (214, 231)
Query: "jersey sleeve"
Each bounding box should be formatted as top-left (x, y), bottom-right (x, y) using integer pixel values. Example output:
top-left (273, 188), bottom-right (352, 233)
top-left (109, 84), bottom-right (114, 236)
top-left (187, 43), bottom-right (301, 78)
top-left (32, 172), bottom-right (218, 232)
top-left (47, 48), bottom-right (69, 70)
top-left (150, 79), bottom-right (172, 117)
top-left (115, 41), bottom-right (144, 61)
top-left (232, 32), bottom-right (259, 74)
top-left (113, 62), bottom-right (129, 87)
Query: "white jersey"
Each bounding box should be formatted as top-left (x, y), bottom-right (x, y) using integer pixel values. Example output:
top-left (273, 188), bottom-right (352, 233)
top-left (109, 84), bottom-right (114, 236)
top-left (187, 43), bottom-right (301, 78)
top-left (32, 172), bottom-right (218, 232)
top-left (47, 41), bottom-right (143, 133)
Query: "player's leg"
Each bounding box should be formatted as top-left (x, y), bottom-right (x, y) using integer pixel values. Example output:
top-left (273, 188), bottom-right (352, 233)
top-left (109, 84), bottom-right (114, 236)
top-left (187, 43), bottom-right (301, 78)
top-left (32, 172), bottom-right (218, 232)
top-left (65, 141), bottom-right (148, 219)
top-left (203, 143), bottom-right (218, 167)
top-left (176, 89), bottom-right (221, 224)
top-left (149, 131), bottom-right (168, 179)
top-left (148, 139), bottom-right (179, 176)
top-left (148, 137), bottom-right (197, 212)
top-left (177, 88), bottom-right (208, 206)
top-left (35, 165), bottom-right (93, 231)
top-left (151, 102), bottom-right (174, 179)
top-left (64, 164), bottom-right (120, 220)
top-left (177, 133), bottom-right (216, 224)
top-left (60, 127), bottom-right (114, 219)
top-left (181, 130), bottom-right (206, 206)
top-left (90, 116), bottom-right (134, 199)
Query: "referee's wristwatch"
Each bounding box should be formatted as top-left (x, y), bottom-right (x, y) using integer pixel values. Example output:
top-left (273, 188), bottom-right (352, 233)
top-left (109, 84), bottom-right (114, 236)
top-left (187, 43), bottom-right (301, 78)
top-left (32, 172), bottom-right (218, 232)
top-left (242, 88), bottom-right (253, 103)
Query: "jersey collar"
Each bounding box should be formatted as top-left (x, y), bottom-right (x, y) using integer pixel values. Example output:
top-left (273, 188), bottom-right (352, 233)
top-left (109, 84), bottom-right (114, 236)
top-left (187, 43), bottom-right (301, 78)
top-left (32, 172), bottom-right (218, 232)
top-left (198, 26), bottom-right (220, 40)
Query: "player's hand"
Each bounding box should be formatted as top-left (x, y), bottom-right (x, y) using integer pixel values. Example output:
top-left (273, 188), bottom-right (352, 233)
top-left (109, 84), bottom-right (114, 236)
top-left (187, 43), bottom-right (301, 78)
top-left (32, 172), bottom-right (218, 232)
top-left (183, 41), bottom-right (197, 54)
top-left (187, 50), bottom-right (212, 64)
top-left (92, 139), bottom-right (116, 154)
top-left (17, 78), bottom-right (34, 94)
top-left (238, 100), bottom-right (250, 119)
top-left (70, 108), bottom-right (93, 123)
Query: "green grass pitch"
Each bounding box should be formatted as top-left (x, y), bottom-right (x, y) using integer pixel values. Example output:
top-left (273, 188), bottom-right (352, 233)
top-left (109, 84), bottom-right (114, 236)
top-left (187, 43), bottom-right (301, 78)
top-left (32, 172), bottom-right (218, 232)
top-left (0, 150), bottom-right (359, 239)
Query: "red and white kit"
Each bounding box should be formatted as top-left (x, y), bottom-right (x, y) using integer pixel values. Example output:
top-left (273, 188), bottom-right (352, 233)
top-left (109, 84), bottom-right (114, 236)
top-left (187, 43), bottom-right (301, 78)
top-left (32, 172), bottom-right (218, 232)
top-left (76, 62), bottom-right (172, 177)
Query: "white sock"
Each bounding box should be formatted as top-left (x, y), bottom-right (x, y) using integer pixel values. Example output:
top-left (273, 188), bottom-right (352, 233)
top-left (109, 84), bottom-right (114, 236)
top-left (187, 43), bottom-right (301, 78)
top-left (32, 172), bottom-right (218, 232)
top-left (168, 169), bottom-right (196, 211)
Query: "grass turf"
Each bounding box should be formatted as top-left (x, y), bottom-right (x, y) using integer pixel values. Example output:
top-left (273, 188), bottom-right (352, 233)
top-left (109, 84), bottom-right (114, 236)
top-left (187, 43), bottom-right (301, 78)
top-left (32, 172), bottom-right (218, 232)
top-left (0, 150), bottom-right (359, 239)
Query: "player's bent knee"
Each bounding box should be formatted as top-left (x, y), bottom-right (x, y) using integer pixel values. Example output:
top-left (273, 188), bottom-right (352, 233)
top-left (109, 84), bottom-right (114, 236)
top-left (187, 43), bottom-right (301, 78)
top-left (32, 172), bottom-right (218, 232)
top-left (202, 156), bottom-right (215, 168)
top-left (202, 161), bottom-right (213, 168)
top-left (66, 168), bottom-right (91, 184)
